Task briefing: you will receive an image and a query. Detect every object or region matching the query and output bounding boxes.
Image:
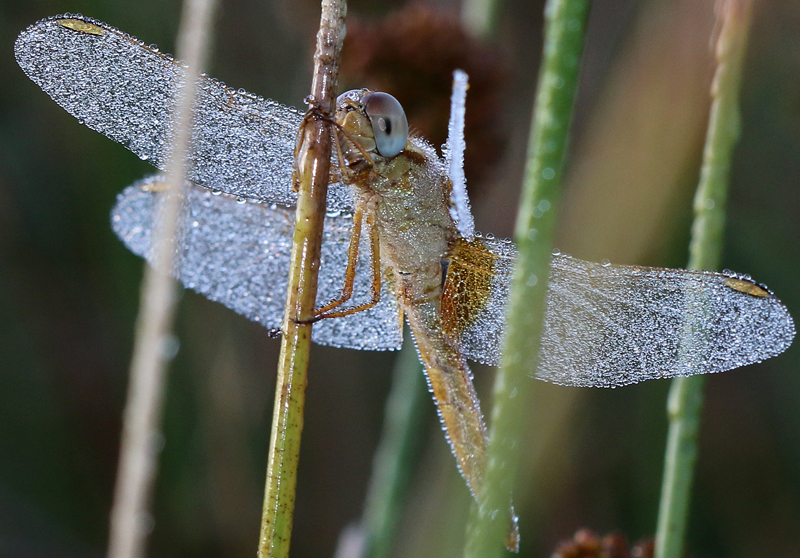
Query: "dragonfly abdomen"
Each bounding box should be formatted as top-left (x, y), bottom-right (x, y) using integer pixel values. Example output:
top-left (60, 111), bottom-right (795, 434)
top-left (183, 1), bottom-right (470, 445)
top-left (402, 296), bottom-right (488, 494)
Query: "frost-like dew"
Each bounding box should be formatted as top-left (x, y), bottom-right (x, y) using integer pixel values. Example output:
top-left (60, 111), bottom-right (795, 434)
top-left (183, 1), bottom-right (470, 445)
top-left (444, 69), bottom-right (474, 240)
top-left (112, 176), bottom-right (403, 351)
top-left (20, 15), bottom-right (795, 387)
top-left (14, 15), bottom-right (355, 213)
top-left (22, 15), bottom-right (795, 541)
top-left (454, 239), bottom-right (794, 386)
top-left (113, 180), bottom-right (795, 386)
top-left (537, 258), bottom-right (795, 386)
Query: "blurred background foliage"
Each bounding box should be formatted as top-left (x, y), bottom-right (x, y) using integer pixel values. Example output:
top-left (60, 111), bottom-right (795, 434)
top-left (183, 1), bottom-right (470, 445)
top-left (0, 0), bottom-right (798, 557)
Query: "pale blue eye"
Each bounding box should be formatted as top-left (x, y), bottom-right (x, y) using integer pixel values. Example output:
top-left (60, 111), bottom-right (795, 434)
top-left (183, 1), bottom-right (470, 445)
top-left (363, 92), bottom-right (409, 157)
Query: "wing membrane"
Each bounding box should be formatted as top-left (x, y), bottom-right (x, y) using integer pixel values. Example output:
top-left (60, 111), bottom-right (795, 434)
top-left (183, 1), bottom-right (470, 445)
top-left (111, 176), bottom-right (402, 351)
top-left (448, 239), bottom-right (795, 386)
top-left (443, 236), bottom-right (515, 366)
top-left (15, 15), bottom-right (354, 212)
top-left (540, 256), bottom-right (794, 386)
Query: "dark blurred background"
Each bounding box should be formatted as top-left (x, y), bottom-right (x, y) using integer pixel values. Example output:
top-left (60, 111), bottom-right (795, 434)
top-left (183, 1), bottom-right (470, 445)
top-left (1, 0), bottom-right (799, 557)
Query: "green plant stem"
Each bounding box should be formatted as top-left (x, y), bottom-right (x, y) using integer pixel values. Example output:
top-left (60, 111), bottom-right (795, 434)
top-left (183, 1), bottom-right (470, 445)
top-left (461, 0), bottom-right (501, 38)
top-left (464, 0), bottom-right (591, 555)
top-left (360, 333), bottom-right (427, 558)
top-left (258, 1), bottom-right (346, 557)
top-left (654, 2), bottom-right (754, 558)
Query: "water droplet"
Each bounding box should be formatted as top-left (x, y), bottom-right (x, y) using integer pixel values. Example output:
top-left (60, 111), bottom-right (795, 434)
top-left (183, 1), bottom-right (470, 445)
top-left (527, 274), bottom-right (538, 287)
top-left (485, 233), bottom-right (495, 240)
top-left (542, 167), bottom-right (555, 180)
top-left (139, 153), bottom-right (149, 161)
top-left (601, 259), bottom-right (611, 267)
top-left (148, 431), bottom-right (165, 453)
top-left (552, 248), bottom-right (561, 256)
top-left (159, 334), bottom-right (179, 360)
top-left (528, 229), bottom-right (539, 241)
top-left (136, 512), bottom-right (155, 535)
top-left (236, 197), bottom-right (247, 204)
top-left (211, 189), bottom-right (222, 196)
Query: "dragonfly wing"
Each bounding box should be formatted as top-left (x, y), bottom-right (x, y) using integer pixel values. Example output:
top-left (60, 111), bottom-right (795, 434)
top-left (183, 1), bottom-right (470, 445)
top-left (444, 69), bottom-right (474, 240)
top-left (15, 15), bottom-right (354, 213)
top-left (111, 176), bottom-right (403, 351)
top-left (447, 239), bottom-right (794, 386)
top-left (539, 255), bottom-right (795, 387)
top-left (442, 236), bottom-right (516, 367)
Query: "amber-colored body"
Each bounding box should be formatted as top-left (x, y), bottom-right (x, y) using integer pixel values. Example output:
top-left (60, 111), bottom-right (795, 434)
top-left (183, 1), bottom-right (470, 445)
top-left (330, 93), bottom-right (518, 549)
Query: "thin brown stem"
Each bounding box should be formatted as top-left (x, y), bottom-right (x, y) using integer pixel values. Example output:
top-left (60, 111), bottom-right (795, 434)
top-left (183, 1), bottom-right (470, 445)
top-left (257, 1), bottom-right (347, 557)
top-left (107, 1), bottom-right (218, 558)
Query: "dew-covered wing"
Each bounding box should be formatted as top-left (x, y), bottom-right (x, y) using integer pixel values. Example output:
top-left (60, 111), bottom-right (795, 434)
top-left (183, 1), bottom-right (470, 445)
top-left (444, 69), bottom-right (474, 240)
top-left (111, 176), bottom-right (402, 351)
top-left (539, 255), bottom-right (795, 387)
top-left (15, 15), bottom-right (354, 213)
top-left (442, 236), bottom-right (515, 366)
top-left (447, 239), bottom-right (794, 386)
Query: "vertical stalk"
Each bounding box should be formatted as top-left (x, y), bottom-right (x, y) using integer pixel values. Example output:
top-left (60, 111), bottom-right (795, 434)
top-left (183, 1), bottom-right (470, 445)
top-left (359, 333), bottom-right (427, 558)
top-left (464, 0), bottom-right (591, 555)
top-left (461, 0), bottom-right (501, 38)
top-left (107, 1), bottom-right (218, 558)
top-left (654, 2), bottom-right (754, 558)
top-left (257, 1), bottom-right (346, 557)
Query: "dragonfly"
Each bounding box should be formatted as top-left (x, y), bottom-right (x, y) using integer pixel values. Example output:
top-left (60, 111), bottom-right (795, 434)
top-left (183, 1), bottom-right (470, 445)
top-left (16, 14), bottom-right (795, 550)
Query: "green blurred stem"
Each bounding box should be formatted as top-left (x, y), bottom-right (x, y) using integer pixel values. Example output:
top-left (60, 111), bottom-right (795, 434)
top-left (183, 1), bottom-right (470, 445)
top-left (464, 0), bottom-right (591, 555)
top-left (461, 0), bottom-right (501, 38)
top-left (258, 1), bottom-right (346, 557)
top-left (654, 3), bottom-right (754, 558)
top-left (360, 333), bottom-right (427, 558)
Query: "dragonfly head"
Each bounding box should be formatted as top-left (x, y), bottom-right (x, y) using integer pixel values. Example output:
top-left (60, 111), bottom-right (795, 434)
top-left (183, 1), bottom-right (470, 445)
top-left (336, 89), bottom-right (409, 158)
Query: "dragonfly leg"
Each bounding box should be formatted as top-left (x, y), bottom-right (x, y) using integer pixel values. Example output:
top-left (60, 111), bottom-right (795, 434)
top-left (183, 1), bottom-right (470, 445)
top-left (327, 130), bottom-right (346, 184)
top-left (326, 124), bottom-right (374, 185)
top-left (139, 175), bottom-right (170, 192)
top-left (312, 202), bottom-right (365, 316)
top-left (307, 208), bottom-right (383, 322)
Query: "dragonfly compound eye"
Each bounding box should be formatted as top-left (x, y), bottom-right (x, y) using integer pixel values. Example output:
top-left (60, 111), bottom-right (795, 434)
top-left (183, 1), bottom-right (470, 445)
top-left (363, 92), bottom-right (409, 158)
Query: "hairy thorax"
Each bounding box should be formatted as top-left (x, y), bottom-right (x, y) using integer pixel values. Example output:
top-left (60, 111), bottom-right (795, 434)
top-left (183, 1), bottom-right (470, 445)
top-left (343, 133), bottom-right (456, 305)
